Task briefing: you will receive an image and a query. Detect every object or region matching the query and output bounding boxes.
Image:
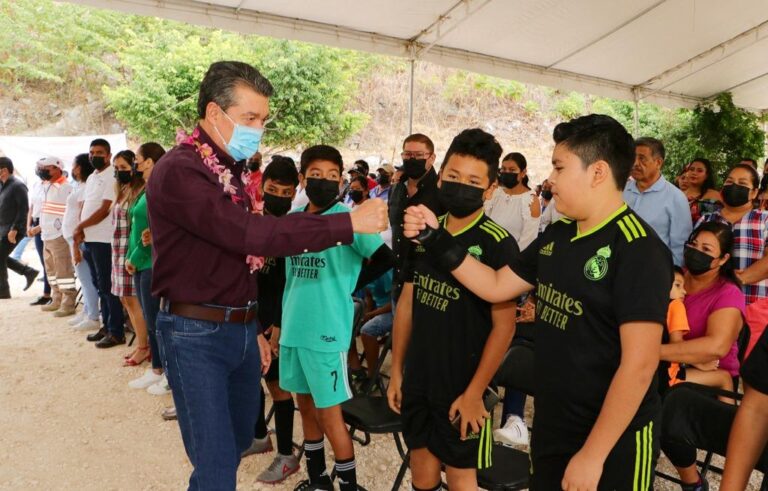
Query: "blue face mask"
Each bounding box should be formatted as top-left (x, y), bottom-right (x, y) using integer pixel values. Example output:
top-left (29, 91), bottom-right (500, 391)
top-left (215, 110), bottom-right (264, 162)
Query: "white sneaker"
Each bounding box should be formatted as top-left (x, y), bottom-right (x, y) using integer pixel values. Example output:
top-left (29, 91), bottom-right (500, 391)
top-left (128, 369), bottom-right (164, 390)
top-left (68, 311), bottom-right (85, 326)
top-left (493, 415), bottom-right (529, 446)
top-left (73, 318), bottom-right (101, 331)
top-left (147, 375), bottom-right (171, 396)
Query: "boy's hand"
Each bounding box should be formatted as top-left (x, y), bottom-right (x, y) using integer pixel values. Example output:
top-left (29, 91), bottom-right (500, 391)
top-left (449, 392), bottom-right (489, 440)
top-left (562, 448), bottom-right (603, 491)
top-left (387, 372), bottom-right (403, 414)
top-left (257, 334), bottom-right (271, 374)
top-left (269, 326), bottom-right (280, 356)
top-left (403, 205), bottom-right (439, 240)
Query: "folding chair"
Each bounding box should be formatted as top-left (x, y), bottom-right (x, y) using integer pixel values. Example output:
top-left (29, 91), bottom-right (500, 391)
top-left (359, 334), bottom-right (392, 396)
top-left (341, 395), bottom-right (409, 491)
top-left (476, 338), bottom-right (534, 490)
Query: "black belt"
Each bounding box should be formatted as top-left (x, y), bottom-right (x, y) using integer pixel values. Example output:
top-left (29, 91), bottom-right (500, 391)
top-left (160, 299), bottom-right (258, 323)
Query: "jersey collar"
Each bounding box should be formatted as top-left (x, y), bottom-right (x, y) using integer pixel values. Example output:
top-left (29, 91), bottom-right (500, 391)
top-left (571, 203), bottom-right (628, 242)
top-left (440, 210), bottom-right (485, 237)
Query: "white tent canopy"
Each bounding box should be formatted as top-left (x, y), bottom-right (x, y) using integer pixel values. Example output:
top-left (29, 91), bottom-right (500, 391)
top-left (66, 0), bottom-right (768, 112)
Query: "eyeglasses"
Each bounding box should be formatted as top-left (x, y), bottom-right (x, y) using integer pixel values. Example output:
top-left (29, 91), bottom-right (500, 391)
top-left (401, 151), bottom-right (431, 160)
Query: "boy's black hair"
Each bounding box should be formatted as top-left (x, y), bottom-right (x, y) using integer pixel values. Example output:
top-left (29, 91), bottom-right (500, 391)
top-left (74, 153), bottom-right (95, 182)
top-left (354, 159), bottom-right (370, 173)
top-left (552, 114), bottom-right (636, 190)
top-left (90, 138), bottom-right (111, 154)
top-left (300, 145), bottom-right (343, 176)
top-left (263, 155), bottom-right (299, 187)
top-left (672, 265), bottom-right (685, 277)
top-left (441, 128), bottom-right (502, 184)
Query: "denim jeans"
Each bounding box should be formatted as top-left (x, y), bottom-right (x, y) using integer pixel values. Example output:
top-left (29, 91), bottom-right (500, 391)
top-left (9, 235), bottom-right (30, 261)
top-left (133, 268), bottom-right (162, 370)
top-left (67, 239), bottom-right (99, 321)
top-left (156, 309), bottom-right (262, 491)
top-left (83, 242), bottom-right (124, 337)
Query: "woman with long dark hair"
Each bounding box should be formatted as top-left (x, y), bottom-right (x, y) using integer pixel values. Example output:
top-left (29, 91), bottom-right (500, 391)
top-left (684, 158), bottom-right (721, 223)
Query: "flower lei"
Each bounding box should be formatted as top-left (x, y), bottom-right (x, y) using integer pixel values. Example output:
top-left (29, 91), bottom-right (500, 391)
top-left (176, 127), bottom-right (265, 272)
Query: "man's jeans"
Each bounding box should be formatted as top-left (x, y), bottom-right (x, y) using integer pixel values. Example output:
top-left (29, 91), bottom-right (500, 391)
top-left (134, 268), bottom-right (162, 370)
top-left (156, 309), bottom-right (262, 491)
top-left (83, 242), bottom-right (124, 337)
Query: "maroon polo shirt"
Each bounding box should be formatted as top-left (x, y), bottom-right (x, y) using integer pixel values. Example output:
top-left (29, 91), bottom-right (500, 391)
top-left (146, 126), bottom-right (353, 306)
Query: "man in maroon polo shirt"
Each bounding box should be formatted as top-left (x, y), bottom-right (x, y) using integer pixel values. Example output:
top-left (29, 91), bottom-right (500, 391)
top-left (146, 61), bottom-right (387, 491)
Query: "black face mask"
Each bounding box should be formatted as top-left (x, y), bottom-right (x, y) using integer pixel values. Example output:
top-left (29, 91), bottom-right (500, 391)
top-left (498, 172), bottom-right (519, 189)
top-left (403, 158), bottom-right (427, 179)
top-left (439, 181), bottom-right (485, 218)
top-left (541, 190), bottom-right (553, 200)
top-left (349, 190), bottom-right (365, 204)
top-left (91, 156), bottom-right (107, 171)
top-left (377, 174), bottom-right (391, 186)
top-left (721, 184), bottom-right (752, 207)
top-left (684, 246), bottom-right (716, 275)
top-left (116, 170), bottom-right (133, 185)
top-left (38, 169), bottom-right (52, 181)
top-left (263, 193), bottom-right (292, 217)
top-left (305, 178), bottom-right (339, 209)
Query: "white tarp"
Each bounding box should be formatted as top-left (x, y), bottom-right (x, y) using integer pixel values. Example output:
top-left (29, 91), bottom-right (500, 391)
top-left (0, 133), bottom-right (128, 185)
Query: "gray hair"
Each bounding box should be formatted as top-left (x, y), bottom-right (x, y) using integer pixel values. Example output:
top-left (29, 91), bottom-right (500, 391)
top-left (635, 137), bottom-right (665, 161)
top-left (197, 61), bottom-right (274, 118)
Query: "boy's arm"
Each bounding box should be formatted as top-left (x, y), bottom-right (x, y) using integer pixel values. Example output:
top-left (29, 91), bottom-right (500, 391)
top-left (562, 321), bottom-right (662, 491)
top-left (355, 244), bottom-right (394, 290)
top-left (387, 282), bottom-right (413, 414)
top-left (404, 204), bottom-right (535, 303)
top-left (449, 300), bottom-right (517, 440)
top-left (669, 331), bottom-right (686, 343)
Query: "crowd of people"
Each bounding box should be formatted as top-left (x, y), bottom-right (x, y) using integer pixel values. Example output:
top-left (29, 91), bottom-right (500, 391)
top-left (1, 59), bottom-right (768, 491)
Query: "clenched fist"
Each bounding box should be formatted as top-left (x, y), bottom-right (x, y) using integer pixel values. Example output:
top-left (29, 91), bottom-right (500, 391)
top-left (349, 198), bottom-right (389, 234)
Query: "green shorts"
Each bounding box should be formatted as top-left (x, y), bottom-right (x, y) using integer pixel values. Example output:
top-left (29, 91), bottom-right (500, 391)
top-left (279, 346), bottom-right (353, 408)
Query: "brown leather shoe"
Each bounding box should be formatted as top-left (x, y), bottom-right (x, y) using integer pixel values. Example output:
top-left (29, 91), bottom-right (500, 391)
top-left (86, 327), bottom-right (107, 342)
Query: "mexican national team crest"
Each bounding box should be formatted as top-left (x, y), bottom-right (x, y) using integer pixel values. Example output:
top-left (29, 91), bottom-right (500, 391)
top-left (584, 245), bottom-right (611, 281)
top-left (467, 245), bottom-right (483, 259)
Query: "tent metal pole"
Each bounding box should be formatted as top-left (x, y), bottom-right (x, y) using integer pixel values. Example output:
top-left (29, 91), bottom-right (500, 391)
top-left (408, 58), bottom-right (415, 135)
top-left (633, 89), bottom-right (640, 137)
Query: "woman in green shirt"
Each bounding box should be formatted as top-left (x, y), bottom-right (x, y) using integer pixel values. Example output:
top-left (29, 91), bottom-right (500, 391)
top-left (126, 142), bottom-right (167, 393)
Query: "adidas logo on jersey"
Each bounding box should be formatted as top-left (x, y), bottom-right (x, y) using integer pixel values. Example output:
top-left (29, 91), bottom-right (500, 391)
top-left (539, 241), bottom-right (554, 256)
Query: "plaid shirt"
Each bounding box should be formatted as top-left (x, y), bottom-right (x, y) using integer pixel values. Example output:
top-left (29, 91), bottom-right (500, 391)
top-left (111, 203), bottom-right (135, 298)
top-left (697, 210), bottom-right (768, 304)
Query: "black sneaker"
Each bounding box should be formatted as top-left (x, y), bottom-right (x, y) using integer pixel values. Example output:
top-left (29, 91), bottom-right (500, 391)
top-left (681, 477), bottom-right (710, 491)
top-left (29, 295), bottom-right (51, 306)
top-left (294, 476), bottom-right (334, 490)
top-left (86, 327), bottom-right (107, 342)
top-left (23, 269), bottom-right (39, 291)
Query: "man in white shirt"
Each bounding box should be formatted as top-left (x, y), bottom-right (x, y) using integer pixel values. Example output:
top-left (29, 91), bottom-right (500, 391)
top-left (74, 139), bottom-right (125, 348)
top-left (37, 157), bottom-right (76, 316)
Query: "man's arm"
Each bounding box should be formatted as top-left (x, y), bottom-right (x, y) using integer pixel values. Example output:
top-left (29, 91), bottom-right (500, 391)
top-left (404, 204), bottom-right (534, 303)
top-left (355, 244), bottom-right (394, 290)
top-left (449, 300), bottom-right (517, 439)
top-left (669, 191), bottom-right (693, 266)
top-left (721, 385), bottom-right (768, 490)
top-left (77, 199), bottom-right (112, 231)
top-left (387, 282), bottom-right (414, 414)
top-left (562, 322), bottom-right (662, 490)
top-left (12, 184), bottom-right (29, 236)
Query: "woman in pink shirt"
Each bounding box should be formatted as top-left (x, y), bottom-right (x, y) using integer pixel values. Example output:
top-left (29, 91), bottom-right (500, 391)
top-left (660, 221), bottom-right (746, 491)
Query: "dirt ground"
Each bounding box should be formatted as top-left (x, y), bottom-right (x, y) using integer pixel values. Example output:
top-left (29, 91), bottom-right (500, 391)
top-left (0, 247), bottom-right (764, 490)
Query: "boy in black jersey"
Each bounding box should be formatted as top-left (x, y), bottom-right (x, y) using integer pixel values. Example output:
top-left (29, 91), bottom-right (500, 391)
top-left (403, 115), bottom-right (671, 490)
top-left (243, 157), bottom-right (301, 484)
top-left (388, 129), bottom-right (519, 490)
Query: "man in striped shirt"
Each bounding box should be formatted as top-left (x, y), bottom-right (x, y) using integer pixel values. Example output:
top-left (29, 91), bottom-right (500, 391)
top-left (38, 157), bottom-right (76, 317)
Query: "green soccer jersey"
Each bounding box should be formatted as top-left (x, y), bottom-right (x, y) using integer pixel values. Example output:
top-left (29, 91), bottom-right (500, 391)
top-left (281, 202), bottom-right (384, 352)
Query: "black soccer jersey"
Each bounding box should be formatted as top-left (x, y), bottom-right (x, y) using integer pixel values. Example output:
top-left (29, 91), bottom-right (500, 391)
top-left (257, 256), bottom-right (286, 329)
top-left (511, 204), bottom-right (672, 457)
top-left (403, 213), bottom-right (520, 404)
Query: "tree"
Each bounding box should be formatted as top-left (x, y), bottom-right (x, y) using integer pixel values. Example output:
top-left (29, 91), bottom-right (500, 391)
top-left (662, 92), bottom-right (766, 183)
top-left (103, 31), bottom-right (366, 148)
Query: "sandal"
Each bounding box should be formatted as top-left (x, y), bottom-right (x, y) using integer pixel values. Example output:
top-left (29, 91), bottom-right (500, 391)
top-left (123, 346), bottom-right (151, 367)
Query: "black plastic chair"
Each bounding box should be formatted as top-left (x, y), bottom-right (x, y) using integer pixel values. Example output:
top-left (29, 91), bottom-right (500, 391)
top-left (341, 395), bottom-right (409, 491)
top-left (476, 339), bottom-right (534, 490)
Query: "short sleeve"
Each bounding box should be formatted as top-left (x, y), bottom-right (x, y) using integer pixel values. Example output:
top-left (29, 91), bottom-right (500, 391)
top-left (509, 234), bottom-right (541, 285)
top-left (352, 230), bottom-right (385, 259)
top-left (711, 283), bottom-right (747, 318)
top-left (613, 236), bottom-right (673, 326)
top-left (667, 299), bottom-right (690, 333)
top-left (102, 177), bottom-right (117, 202)
top-left (484, 231), bottom-right (520, 271)
top-left (742, 327), bottom-right (768, 395)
